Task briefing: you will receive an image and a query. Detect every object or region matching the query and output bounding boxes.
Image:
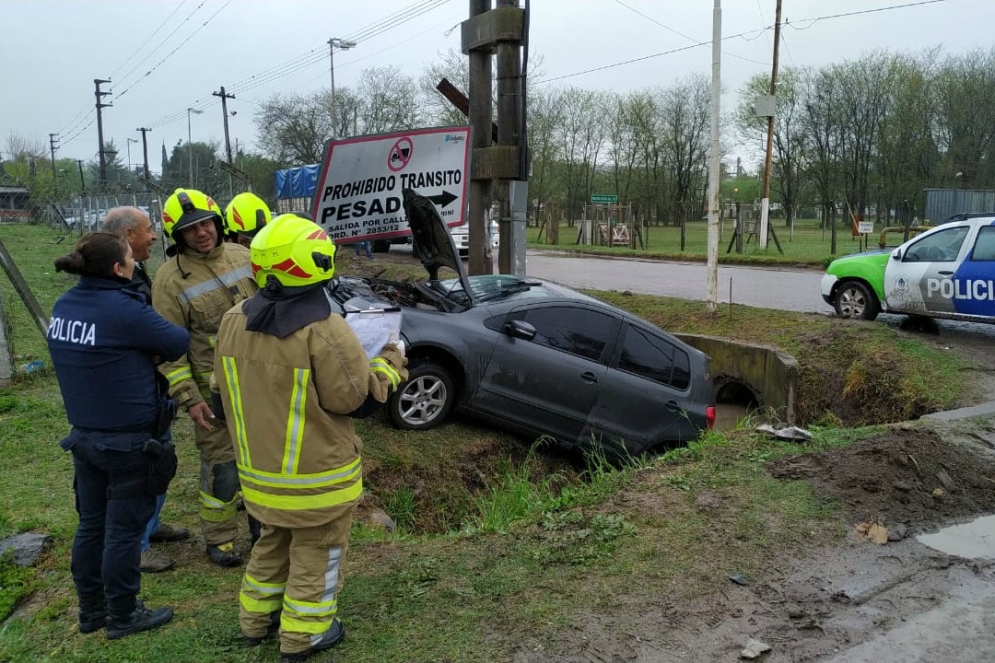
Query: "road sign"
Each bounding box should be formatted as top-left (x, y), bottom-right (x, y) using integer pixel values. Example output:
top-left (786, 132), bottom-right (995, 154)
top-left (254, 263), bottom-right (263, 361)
top-left (858, 221), bottom-right (874, 234)
top-left (591, 194), bottom-right (618, 204)
top-left (311, 126), bottom-right (471, 243)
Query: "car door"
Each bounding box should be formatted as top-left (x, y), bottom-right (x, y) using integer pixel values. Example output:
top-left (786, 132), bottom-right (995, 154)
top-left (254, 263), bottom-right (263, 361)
top-left (883, 224), bottom-right (971, 316)
top-left (951, 223), bottom-right (995, 320)
top-left (472, 304), bottom-right (618, 445)
top-left (585, 322), bottom-right (702, 456)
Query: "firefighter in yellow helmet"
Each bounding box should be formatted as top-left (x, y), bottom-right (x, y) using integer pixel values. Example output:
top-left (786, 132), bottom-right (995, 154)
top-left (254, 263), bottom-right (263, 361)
top-left (224, 192), bottom-right (272, 248)
top-left (152, 188), bottom-right (258, 567)
top-left (213, 214), bottom-right (407, 661)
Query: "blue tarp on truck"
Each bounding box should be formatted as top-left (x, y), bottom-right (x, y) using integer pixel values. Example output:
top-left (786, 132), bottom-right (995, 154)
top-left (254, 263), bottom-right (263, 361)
top-left (274, 164), bottom-right (320, 199)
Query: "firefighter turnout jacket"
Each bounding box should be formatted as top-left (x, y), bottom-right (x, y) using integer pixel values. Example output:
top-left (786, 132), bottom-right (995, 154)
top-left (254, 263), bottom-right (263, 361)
top-left (214, 303), bottom-right (408, 529)
top-left (152, 244), bottom-right (257, 407)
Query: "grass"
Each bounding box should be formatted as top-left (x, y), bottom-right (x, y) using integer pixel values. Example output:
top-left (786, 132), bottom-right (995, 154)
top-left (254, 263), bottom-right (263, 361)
top-left (528, 217), bottom-right (882, 267)
top-left (0, 220), bottom-right (978, 662)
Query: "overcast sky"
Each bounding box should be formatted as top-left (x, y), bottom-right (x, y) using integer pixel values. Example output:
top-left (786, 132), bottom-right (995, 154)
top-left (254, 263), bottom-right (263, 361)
top-left (3, 0), bottom-right (992, 171)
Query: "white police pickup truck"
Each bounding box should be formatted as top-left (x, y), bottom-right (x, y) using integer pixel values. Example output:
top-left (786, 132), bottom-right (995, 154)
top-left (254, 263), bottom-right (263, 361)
top-left (821, 214), bottom-right (995, 323)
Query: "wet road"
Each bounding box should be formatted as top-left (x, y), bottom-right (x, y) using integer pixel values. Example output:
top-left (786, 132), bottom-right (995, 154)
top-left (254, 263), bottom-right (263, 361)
top-left (523, 250), bottom-right (826, 313)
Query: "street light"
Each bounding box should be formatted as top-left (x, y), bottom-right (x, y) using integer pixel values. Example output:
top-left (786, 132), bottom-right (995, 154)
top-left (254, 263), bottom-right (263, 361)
top-left (126, 137), bottom-right (139, 175)
top-left (187, 107), bottom-right (204, 187)
top-left (328, 37), bottom-right (357, 139)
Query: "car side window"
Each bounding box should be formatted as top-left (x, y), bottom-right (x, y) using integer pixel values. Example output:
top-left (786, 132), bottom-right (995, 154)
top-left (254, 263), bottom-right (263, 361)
top-left (970, 226), bottom-right (995, 262)
top-left (618, 324), bottom-right (691, 390)
top-left (511, 306), bottom-right (615, 362)
top-left (903, 226), bottom-right (970, 263)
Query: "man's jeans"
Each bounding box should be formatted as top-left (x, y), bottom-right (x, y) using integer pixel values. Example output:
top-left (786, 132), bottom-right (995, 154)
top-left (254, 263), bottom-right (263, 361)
top-left (71, 439), bottom-right (155, 616)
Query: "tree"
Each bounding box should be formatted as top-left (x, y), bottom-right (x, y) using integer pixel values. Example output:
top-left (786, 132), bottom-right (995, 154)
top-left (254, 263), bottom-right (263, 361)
top-left (358, 65), bottom-right (420, 134)
top-left (255, 91), bottom-right (332, 166)
top-left (736, 67), bottom-right (807, 229)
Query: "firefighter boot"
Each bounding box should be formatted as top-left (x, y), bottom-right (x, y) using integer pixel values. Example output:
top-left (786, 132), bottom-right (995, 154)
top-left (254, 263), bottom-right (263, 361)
top-left (206, 541), bottom-right (242, 567)
top-left (281, 618), bottom-right (345, 662)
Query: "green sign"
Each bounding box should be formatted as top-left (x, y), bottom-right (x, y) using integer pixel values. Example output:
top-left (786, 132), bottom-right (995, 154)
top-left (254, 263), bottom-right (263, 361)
top-left (591, 194), bottom-right (618, 204)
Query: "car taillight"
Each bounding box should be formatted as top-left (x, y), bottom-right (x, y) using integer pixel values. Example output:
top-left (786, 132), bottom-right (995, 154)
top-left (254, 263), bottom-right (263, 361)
top-left (706, 406), bottom-right (716, 430)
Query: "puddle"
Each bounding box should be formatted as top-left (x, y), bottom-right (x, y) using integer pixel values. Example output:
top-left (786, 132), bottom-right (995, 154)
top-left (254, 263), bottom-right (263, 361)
top-left (917, 514), bottom-right (995, 560)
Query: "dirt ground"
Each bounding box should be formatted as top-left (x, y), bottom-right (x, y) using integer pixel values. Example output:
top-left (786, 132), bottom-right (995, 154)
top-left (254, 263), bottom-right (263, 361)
top-left (512, 328), bottom-right (995, 663)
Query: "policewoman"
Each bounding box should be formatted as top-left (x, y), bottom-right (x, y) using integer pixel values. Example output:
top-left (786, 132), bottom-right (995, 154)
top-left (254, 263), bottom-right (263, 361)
top-left (48, 231), bottom-right (189, 639)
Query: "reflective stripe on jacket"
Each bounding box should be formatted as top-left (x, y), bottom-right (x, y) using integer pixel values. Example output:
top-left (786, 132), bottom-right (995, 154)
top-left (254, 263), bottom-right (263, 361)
top-left (215, 302), bottom-right (407, 528)
top-left (151, 243), bottom-right (257, 407)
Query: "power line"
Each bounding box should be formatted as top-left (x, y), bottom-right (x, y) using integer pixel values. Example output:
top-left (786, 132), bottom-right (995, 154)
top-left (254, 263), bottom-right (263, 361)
top-left (540, 0), bottom-right (950, 85)
top-left (114, 0), bottom-right (233, 101)
top-left (227, 0), bottom-right (452, 97)
top-left (113, 0), bottom-right (210, 92)
top-left (785, 0), bottom-right (949, 30)
top-left (226, 0), bottom-right (451, 95)
top-left (109, 0), bottom-right (191, 79)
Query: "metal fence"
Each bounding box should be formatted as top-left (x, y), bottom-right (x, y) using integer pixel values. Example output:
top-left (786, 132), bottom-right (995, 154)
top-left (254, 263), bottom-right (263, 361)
top-left (924, 189), bottom-right (995, 223)
top-left (44, 192), bottom-right (166, 236)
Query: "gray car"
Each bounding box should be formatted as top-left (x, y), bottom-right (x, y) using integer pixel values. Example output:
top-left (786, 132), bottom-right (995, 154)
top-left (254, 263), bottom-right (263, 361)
top-left (327, 190), bottom-right (716, 457)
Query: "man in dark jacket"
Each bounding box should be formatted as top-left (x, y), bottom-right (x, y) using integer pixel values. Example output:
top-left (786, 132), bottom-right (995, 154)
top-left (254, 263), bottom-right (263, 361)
top-left (103, 207), bottom-right (190, 574)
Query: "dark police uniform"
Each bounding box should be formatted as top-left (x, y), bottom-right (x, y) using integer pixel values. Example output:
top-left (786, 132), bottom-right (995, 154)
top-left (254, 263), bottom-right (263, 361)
top-left (48, 275), bottom-right (189, 621)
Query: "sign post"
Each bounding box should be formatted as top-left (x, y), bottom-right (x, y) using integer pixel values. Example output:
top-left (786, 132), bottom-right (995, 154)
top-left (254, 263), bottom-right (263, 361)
top-left (311, 127), bottom-right (471, 244)
top-left (590, 194), bottom-right (618, 204)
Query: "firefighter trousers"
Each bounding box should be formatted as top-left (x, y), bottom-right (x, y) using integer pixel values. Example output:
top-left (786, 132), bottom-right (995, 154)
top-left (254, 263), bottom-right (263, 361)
top-left (194, 419), bottom-right (240, 546)
top-left (238, 509), bottom-right (354, 655)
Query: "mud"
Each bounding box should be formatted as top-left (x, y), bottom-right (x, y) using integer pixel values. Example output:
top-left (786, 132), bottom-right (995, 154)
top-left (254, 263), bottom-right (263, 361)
top-left (766, 428), bottom-right (995, 533)
top-left (513, 413), bottom-right (995, 663)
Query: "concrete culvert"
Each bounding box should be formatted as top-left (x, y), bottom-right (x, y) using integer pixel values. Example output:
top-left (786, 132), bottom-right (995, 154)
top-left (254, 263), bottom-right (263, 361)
top-left (714, 379), bottom-right (760, 430)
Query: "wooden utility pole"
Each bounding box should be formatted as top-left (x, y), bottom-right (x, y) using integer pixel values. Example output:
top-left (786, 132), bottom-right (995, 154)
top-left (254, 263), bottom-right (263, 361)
top-left (94, 79), bottom-right (112, 185)
top-left (212, 86), bottom-right (236, 164)
top-left (463, 0), bottom-right (526, 276)
top-left (48, 133), bottom-right (59, 183)
top-left (136, 127), bottom-right (152, 182)
top-left (758, 0), bottom-right (783, 251)
top-left (467, 0), bottom-right (494, 276)
top-left (495, 0), bottom-right (523, 276)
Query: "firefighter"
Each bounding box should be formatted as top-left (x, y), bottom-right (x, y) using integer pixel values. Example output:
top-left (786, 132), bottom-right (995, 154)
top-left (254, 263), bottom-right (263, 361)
top-left (224, 191), bottom-right (272, 248)
top-left (152, 188), bottom-right (258, 567)
top-left (213, 214), bottom-right (407, 661)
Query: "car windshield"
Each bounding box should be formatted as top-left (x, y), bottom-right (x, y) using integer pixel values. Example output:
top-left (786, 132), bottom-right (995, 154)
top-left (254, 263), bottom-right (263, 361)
top-left (430, 275), bottom-right (543, 304)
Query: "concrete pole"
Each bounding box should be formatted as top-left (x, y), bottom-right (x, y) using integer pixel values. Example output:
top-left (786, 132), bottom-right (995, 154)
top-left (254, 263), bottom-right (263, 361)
top-left (706, 0), bottom-right (722, 313)
top-left (468, 0), bottom-right (493, 276)
top-left (758, 0), bottom-right (783, 250)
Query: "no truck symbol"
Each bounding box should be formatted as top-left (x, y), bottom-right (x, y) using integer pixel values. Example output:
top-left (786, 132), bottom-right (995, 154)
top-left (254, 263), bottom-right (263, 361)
top-left (387, 137), bottom-right (413, 172)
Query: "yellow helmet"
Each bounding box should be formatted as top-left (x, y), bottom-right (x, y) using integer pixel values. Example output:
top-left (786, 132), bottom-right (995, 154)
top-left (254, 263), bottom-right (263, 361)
top-left (250, 214), bottom-right (336, 289)
top-left (162, 188), bottom-right (223, 240)
top-left (225, 192), bottom-right (272, 239)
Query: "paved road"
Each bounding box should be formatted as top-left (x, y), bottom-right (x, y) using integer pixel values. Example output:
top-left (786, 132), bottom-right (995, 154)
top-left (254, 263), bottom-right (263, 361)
top-left (523, 250), bottom-right (828, 313)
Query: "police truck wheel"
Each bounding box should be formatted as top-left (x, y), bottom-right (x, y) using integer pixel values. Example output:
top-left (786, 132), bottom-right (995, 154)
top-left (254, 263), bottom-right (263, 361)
top-left (387, 360), bottom-right (455, 431)
top-left (372, 240), bottom-right (391, 253)
top-left (835, 281), bottom-right (879, 321)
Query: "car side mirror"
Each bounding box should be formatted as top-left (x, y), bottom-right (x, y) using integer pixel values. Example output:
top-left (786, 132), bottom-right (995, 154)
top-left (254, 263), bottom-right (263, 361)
top-left (504, 319), bottom-right (536, 341)
top-left (891, 248), bottom-right (902, 260)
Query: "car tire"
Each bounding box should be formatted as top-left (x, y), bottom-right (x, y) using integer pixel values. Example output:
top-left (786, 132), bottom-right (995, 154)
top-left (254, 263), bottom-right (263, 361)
top-left (387, 359), bottom-right (455, 431)
top-left (372, 240), bottom-right (391, 253)
top-left (834, 280), bottom-right (880, 321)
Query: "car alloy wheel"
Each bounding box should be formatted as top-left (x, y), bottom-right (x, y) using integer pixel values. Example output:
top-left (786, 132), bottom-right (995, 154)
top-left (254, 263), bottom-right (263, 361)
top-left (388, 360), bottom-right (455, 430)
top-left (835, 281), bottom-right (879, 321)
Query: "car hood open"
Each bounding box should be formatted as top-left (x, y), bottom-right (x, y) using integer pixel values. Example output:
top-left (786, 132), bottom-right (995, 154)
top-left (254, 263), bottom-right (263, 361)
top-left (402, 188), bottom-right (475, 305)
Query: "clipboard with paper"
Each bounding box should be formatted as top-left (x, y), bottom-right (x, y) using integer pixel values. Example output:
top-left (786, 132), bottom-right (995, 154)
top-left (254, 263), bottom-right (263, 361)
top-left (342, 296), bottom-right (403, 359)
